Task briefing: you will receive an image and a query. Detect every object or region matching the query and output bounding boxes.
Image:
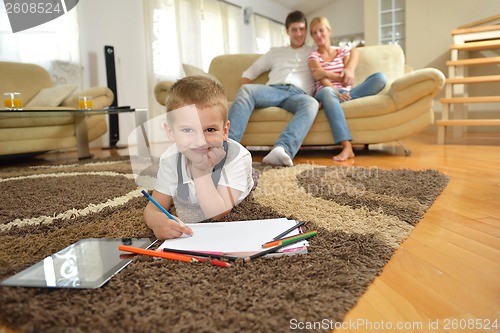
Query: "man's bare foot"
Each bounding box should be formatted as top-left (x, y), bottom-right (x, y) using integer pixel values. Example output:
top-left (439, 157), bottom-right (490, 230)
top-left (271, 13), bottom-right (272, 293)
top-left (333, 142), bottom-right (355, 161)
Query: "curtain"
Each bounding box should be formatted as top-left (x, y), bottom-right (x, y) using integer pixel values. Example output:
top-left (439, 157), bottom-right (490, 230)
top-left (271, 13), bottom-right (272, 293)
top-left (0, 5), bottom-right (82, 87)
top-left (254, 14), bottom-right (288, 54)
top-left (144, 0), bottom-right (242, 76)
top-left (143, 0), bottom-right (242, 117)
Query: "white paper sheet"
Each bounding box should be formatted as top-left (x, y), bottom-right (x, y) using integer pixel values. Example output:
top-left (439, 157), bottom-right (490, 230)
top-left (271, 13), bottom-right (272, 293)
top-left (158, 218), bottom-right (307, 254)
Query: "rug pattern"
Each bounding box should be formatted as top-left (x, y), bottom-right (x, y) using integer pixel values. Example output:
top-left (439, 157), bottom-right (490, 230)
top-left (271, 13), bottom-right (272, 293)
top-left (0, 159), bottom-right (449, 333)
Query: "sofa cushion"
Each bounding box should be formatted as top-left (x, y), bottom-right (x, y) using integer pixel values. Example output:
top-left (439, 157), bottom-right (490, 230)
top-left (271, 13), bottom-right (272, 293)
top-left (25, 85), bottom-right (77, 107)
top-left (182, 63), bottom-right (220, 83)
top-left (355, 45), bottom-right (405, 93)
top-left (209, 54), bottom-right (268, 101)
top-left (342, 95), bottom-right (396, 118)
top-left (0, 61), bottom-right (54, 102)
top-left (0, 111), bottom-right (74, 128)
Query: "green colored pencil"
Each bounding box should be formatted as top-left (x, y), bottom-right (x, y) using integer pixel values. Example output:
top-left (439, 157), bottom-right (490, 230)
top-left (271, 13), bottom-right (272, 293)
top-left (262, 230), bottom-right (317, 248)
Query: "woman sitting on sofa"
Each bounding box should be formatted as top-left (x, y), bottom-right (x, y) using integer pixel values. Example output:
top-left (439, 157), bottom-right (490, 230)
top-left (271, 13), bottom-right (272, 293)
top-left (308, 16), bottom-right (387, 161)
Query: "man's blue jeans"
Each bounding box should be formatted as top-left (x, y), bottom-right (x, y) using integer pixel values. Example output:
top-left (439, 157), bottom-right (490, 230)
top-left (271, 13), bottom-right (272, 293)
top-left (228, 84), bottom-right (319, 159)
top-left (315, 72), bottom-right (387, 143)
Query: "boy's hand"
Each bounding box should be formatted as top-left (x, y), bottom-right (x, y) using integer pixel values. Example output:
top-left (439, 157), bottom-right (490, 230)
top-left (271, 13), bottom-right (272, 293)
top-left (190, 144), bottom-right (226, 174)
top-left (151, 217), bottom-right (193, 240)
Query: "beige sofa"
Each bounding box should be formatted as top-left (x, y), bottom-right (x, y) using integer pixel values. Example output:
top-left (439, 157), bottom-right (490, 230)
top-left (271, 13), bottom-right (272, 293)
top-left (0, 61), bottom-right (114, 157)
top-left (155, 45), bottom-right (445, 152)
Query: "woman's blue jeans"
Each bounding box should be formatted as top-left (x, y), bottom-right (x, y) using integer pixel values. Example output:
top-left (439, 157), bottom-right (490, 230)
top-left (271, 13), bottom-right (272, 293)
top-left (228, 84), bottom-right (319, 159)
top-left (315, 72), bottom-right (387, 143)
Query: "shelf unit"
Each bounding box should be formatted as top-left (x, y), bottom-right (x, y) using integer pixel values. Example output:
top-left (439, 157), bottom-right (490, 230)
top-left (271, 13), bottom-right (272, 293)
top-left (378, 0), bottom-right (405, 52)
top-left (436, 15), bottom-right (500, 144)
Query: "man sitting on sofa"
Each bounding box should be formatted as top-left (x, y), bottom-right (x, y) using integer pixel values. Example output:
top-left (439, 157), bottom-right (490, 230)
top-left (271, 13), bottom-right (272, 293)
top-left (228, 10), bottom-right (318, 167)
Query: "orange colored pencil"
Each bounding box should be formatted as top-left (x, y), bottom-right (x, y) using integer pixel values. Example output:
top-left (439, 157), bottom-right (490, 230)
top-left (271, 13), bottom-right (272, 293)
top-left (119, 245), bottom-right (199, 262)
top-left (118, 245), bottom-right (231, 268)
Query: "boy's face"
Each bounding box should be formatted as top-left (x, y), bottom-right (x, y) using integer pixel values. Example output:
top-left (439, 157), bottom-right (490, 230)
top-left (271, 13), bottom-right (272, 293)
top-left (165, 105), bottom-right (229, 163)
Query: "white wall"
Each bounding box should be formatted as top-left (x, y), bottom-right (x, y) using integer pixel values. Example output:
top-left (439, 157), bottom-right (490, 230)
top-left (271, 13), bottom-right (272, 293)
top-left (224, 0), bottom-right (292, 53)
top-left (364, 0), bottom-right (500, 70)
top-left (228, 0), bottom-right (365, 50)
top-left (78, 0), bottom-right (149, 148)
top-left (308, 0), bottom-right (363, 37)
top-left (405, 0), bottom-right (500, 70)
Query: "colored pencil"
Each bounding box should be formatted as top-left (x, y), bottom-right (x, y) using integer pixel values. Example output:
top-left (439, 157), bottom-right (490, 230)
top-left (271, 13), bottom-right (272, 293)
top-left (271, 221), bottom-right (305, 241)
top-left (244, 232), bottom-right (317, 262)
top-left (119, 245), bottom-right (198, 262)
top-left (162, 248), bottom-right (240, 262)
top-left (118, 245), bottom-right (231, 268)
top-left (141, 190), bottom-right (179, 222)
top-left (262, 230), bottom-right (317, 248)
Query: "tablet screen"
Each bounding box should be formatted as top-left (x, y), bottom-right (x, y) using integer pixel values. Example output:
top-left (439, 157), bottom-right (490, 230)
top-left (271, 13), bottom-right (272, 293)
top-left (1, 238), bottom-right (155, 289)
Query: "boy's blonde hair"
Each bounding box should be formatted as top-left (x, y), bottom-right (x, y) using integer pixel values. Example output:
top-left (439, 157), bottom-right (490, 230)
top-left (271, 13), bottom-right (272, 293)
top-left (310, 16), bottom-right (332, 34)
top-left (165, 75), bottom-right (228, 121)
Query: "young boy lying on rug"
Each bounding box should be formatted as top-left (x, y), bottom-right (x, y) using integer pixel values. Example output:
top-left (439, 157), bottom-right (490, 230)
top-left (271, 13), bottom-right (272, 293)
top-left (144, 76), bottom-right (254, 239)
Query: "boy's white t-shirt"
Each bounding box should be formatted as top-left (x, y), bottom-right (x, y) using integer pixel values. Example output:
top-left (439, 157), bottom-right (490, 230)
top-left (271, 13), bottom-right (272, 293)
top-left (155, 138), bottom-right (254, 207)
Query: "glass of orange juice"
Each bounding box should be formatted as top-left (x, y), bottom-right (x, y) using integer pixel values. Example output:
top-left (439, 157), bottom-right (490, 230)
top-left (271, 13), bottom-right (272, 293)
top-left (3, 92), bottom-right (22, 110)
top-left (78, 96), bottom-right (93, 110)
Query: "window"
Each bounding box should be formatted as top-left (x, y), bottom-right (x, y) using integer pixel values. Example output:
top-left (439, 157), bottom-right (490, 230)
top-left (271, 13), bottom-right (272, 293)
top-left (379, 0), bottom-right (405, 52)
top-left (145, 0), bottom-right (287, 78)
top-left (0, 5), bottom-right (81, 86)
top-left (254, 14), bottom-right (287, 54)
top-left (145, 0), bottom-right (242, 80)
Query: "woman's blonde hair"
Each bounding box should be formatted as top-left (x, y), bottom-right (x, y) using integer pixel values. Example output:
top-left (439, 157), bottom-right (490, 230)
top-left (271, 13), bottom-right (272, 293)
top-left (310, 16), bottom-right (332, 34)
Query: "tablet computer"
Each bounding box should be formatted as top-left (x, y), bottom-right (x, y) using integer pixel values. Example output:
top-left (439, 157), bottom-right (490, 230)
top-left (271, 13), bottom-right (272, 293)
top-left (1, 238), bottom-right (155, 289)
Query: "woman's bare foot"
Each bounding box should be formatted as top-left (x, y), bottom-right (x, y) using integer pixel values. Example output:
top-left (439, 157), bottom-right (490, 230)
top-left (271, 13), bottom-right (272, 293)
top-left (333, 141), bottom-right (355, 161)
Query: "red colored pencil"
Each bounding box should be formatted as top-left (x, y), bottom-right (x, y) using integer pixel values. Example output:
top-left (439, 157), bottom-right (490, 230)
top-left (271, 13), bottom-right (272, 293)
top-left (118, 245), bottom-right (231, 267)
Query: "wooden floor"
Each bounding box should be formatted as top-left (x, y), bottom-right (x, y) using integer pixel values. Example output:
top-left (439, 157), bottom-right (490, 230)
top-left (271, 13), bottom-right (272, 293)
top-left (289, 133), bottom-right (500, 333)
top-left (2, 132), bottom-right (499, 332)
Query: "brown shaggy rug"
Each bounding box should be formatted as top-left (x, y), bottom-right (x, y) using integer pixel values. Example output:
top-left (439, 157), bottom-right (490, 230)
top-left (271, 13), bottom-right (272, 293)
top-left (0, 158), bottom-right (449, 333)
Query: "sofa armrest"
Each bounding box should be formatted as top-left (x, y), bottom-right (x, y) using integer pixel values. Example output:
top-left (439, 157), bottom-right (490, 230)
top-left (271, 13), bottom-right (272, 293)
top-left (389, 68), bottom-right (445, 109)
top-left (61, 86), bottom-right (114, 109)
top-left (154, 81), bottom-right (175, 106)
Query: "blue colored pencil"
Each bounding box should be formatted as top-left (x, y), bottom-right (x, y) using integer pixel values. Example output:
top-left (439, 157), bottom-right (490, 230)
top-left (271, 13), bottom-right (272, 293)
top-left (141, 190), bottom-right (179, 223)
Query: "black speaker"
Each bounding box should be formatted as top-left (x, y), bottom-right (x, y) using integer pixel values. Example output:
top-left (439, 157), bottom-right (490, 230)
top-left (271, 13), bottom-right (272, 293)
top-left (104, 45), bottom-right (121, 148)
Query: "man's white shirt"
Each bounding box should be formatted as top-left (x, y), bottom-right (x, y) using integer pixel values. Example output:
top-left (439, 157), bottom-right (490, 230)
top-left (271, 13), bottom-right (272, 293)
top-left (242, 45), bottom-right (316, 96)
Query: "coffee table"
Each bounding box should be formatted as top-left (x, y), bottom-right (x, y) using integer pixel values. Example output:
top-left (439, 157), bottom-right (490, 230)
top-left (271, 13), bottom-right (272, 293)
top-left (0, 108), bottom-right (147, 159)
